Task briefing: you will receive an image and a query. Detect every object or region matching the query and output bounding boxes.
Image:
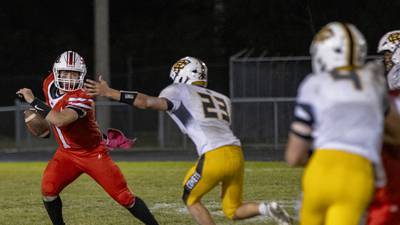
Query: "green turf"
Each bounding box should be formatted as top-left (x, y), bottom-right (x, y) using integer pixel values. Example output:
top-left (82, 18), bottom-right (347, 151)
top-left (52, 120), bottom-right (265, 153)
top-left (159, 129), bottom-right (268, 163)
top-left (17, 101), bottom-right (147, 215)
top-left (0, 162), bottom-right (302, 225)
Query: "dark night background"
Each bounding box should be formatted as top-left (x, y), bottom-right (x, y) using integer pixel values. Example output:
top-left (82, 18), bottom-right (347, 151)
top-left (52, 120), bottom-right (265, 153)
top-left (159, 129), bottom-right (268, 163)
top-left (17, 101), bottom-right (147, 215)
top-left (0, 0), bottom-right (399, 105)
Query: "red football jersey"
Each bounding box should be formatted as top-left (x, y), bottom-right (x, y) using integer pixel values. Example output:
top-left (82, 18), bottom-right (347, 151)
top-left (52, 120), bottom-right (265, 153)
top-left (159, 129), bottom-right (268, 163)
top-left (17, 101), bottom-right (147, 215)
top-left (381, 90), bottom-right (400, 201)
top-left (42, 73), bottom-right (103, 150)
top-left (367, 90), bottom-right (400, 225)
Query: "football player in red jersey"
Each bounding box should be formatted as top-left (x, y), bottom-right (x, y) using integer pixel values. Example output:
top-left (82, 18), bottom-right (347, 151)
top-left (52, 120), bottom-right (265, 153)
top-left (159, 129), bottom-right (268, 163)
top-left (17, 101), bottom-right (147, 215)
top-left (16, 51), bottom-right (159, 225)
top-left (367, 31), bottom-right (400, 225)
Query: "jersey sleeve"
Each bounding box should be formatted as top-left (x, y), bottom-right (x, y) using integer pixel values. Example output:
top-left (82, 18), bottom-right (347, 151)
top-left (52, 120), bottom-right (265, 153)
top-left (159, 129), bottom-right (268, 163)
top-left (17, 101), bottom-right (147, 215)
top-left (365, 60), bottom-right (389, 115)
top-left (293, 75), bottom-right (316, 126)
top-left (290, 75), bottom-right (317, 140)
top-left (158, 84), bottom-right (182, 112)
top-left (65, 94), bottom-right (94, 118)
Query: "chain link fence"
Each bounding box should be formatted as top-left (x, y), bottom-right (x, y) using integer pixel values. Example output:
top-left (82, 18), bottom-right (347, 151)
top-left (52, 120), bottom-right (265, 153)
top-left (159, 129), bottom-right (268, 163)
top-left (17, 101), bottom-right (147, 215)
top-left (1, 54), bottom-right (310, 154)
top-left (229, 51), bottom-right (311, 151)
top-left (5, 54), bottom-right (380, 155)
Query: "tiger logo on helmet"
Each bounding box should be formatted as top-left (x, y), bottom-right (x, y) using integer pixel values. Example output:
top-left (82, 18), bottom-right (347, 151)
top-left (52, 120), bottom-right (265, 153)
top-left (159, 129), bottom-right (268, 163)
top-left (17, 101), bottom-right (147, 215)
top-left (378, 30), bottom-right (400, 54)
top-left (169, 56), bottom-right (208, 87)
top-left (53, 50), bottom-right (87, 92)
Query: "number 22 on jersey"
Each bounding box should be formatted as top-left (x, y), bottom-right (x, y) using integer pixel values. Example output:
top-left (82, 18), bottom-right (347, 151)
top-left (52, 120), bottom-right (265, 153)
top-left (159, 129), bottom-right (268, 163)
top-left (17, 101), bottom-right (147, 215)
top-left (197, 92), bottom-right (230, 122)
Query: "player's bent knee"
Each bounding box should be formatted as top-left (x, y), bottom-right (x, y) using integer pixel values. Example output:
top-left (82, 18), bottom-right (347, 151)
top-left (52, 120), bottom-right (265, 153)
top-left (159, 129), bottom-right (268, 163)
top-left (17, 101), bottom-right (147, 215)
top-left (116, 190), bottom-right (135, 207)
top-left (41, 182), bottom-right (58, 197)
top-left (223, 207), bottom-right (237, 220)
top-left (43, 195), bottom-right (58, 202)
top-left (182, 195), bottom-right (200, 207)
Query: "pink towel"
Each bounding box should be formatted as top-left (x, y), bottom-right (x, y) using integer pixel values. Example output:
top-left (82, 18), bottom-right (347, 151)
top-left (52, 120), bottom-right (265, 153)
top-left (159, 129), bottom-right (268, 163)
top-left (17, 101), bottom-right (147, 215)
top-left (105, 128), bottom-right (136, 150)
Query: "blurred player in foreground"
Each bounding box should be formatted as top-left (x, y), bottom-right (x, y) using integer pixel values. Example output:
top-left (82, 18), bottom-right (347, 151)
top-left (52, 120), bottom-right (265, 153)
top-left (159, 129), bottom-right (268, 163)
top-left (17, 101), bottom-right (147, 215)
top-left (17, 51), bottom-right (158, 225)
top-left (285, 22), bottom-right (400, 225)
top-left (367, 30), bottom-right (400, 225)
top-left (85, 56), bottom-right (292, 225)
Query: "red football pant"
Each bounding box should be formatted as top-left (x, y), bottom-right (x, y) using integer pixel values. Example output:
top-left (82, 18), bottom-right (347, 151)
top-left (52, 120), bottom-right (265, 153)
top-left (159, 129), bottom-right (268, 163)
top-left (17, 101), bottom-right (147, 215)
top-left (42, 146), bottom-right (135, 207)
top-left (367, 147), bottom-right (400, 225)
top-left (367, 187), bottom-right (400, 225)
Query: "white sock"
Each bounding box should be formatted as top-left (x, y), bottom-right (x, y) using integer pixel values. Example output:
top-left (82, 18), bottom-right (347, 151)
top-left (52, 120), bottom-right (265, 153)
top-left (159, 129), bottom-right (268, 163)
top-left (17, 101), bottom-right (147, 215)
top-left (258, 202), bottom-right (267, 215)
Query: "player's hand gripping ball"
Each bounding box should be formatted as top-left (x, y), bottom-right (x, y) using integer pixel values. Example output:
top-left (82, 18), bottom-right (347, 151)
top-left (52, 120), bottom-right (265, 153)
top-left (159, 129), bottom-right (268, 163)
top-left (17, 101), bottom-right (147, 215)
top-left (24, 108), bottom-right (50, 138)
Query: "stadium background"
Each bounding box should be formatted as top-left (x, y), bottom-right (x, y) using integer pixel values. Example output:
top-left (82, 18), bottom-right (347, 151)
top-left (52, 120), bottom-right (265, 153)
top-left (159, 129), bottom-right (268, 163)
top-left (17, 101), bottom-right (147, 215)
top-left (0, 0), bottom-right (399, 160)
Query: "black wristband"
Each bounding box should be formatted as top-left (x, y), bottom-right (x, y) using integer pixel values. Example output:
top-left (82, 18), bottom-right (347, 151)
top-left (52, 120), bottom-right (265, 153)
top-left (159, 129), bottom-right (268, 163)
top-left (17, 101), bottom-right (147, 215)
top-left (30, 98), bottom-right (51, 118)
top-left (120, 91), bottom-right (138, 105)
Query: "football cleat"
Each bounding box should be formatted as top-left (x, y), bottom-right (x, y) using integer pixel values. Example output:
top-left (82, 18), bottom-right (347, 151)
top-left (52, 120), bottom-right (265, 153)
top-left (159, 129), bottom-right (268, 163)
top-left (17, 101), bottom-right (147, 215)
top-left (266, 201), bottom-right (293, 225)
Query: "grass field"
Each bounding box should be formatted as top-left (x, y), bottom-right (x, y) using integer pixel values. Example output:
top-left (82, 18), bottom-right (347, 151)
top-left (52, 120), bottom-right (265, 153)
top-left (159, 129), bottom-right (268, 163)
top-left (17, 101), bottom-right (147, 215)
top-left (0, 161), bottom-right (302, 225)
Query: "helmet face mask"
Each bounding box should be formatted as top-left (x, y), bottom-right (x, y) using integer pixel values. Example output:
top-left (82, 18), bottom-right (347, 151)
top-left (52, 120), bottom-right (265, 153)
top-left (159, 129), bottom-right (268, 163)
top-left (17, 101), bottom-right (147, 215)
top-left (53, 51), bottom-right (87, 92)
top-left (57, 70), bottom-right (83, 91)
top-left (169, 56), bottom-right (208, 87)
top-left (383, 51), bottom-right (395, 72)
top-left (310, 22), bottom-right (367, 74)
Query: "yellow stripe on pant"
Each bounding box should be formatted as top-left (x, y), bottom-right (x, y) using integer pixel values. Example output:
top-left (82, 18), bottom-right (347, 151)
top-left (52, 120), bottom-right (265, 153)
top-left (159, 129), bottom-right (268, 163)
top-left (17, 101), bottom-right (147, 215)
top-left (300, 149), bottom-right (374, 225)
top-left (182, 145), bottom-right (244, 219)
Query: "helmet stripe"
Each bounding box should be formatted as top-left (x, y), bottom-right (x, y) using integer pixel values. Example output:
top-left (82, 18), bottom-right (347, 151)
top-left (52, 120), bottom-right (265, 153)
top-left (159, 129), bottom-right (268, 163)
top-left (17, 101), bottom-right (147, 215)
top-left (67, 51), bottom-right (75, 66)
top-left (341, 23), bottom-right (355, 66)
top-left (67, 51), bottom-right (71, 65)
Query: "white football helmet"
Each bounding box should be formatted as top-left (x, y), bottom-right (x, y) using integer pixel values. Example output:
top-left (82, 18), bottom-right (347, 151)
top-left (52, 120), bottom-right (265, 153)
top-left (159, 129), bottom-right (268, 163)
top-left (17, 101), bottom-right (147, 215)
top-left (378, 30), bottom-right (400, 90)
top-left (310, 22), bottom-right (367, 74)
top-left (53, 51), bottom-right (87, 91)
top-left (378, 30), bottom-right (400, 53)
top-left (378, 30), bottom-right (400, 65)
top-left (169, 56), bottom-right (208, 87)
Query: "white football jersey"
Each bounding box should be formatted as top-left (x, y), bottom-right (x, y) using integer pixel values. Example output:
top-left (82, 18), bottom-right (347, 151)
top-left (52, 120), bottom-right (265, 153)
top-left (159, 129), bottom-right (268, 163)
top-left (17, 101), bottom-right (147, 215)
top-left (159, 83), bottom-right (241, 155)
top-left (387, 63), bottom-right (400, 90)
top-left (294, 61), bottom-right (387, 164)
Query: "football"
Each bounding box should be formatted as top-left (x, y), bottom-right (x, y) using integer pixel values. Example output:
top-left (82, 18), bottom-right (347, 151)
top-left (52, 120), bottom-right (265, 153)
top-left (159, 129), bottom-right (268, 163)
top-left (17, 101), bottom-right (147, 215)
top-left (24, 108), bottom-right (50, 138)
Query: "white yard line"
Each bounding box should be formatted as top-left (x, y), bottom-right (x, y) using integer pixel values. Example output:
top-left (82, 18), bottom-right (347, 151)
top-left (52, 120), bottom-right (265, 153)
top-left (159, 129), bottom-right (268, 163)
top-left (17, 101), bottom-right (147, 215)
top-left (151, 199), bottom-right (298, 217)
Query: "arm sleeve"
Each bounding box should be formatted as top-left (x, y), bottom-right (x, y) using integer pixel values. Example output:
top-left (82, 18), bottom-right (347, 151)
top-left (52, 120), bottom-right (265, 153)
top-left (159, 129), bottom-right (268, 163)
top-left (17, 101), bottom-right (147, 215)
top-left (293, 103), bottom-right (314, 126)
top-left (293, 75), bottom-right (316, 126)
top-left (291, 76), bottom-right (316, 140)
